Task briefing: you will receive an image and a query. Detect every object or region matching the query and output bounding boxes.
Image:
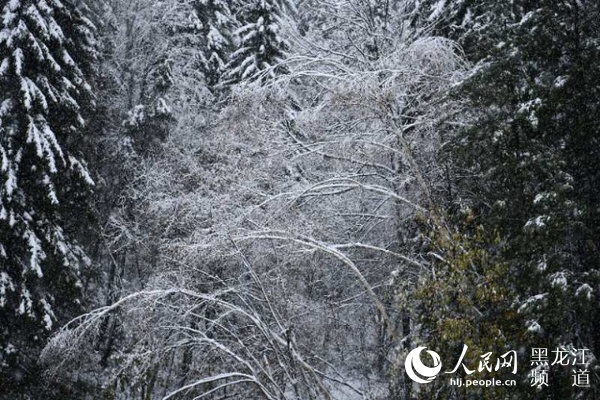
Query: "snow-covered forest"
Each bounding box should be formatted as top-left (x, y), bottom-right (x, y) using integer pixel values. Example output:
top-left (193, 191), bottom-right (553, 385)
top-left (1, 0), bottom-right (599, 399)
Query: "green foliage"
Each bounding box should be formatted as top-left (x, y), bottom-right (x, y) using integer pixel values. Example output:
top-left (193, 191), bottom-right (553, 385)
top-left (407, 1), bottom-right (600, 398)
top-left (413, 213), bottom-right (526, 398)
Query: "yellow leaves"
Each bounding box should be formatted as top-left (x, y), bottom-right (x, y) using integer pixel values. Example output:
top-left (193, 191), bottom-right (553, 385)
top-left (409, 212), bottom-right (526, 392)
top-left (440, 318), bottom-right (471, 341)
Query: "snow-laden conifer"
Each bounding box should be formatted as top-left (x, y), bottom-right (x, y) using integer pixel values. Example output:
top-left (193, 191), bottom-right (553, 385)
top-left (225, 0), bottom-right (294, 83)
top-left (0, 0), bottom-right (96, 372)
top-left (194, 0), bottom-right (235, 89)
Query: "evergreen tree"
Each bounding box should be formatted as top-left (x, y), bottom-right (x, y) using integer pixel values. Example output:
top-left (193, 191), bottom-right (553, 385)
top-left (0, 0), bottom-right (96, 388)
top-left (122, 55), bottom-right (174, 154)
top-left (114, 0), bottom-right (177, 155)
top-left (413, 1), bottom-right (600, 398)
top-left (193, 0), bottom-right (235, 89)
top-left (225, 0), bottom-right (293, 83)
top-left (409, 0), bottom-right (494, 61)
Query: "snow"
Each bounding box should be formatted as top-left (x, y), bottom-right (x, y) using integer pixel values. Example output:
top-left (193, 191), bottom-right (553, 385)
top-left (69, 155), bottom-right (95, 186)
top-left (155, 97), bottom-right (171, 115)
top-left (26, 117), bottom-right (46, 160)
top-left (4, 165), bottom-right (17, 197)
top-left (26, 4), bottom-right (49, 36)
top-left (41, 299), bottom-right (55, 330)
top-left (47, 15), bottom-right (64, 42)
top-left (492, 130), bottom-right (503, 143)
top-left (62, 49), bottom-right (75, 66)
top-left (0, 272), bottom-right (15, 307)
top-left (518, 293), bottom-right (548, 314)
top-left (0, 144), bottom-right (9, 172)
top-left (8, 0), bottom-right (19, 12)
top-left (428, 0), bottom-right (446, 22)
top-left (519, 11), bottom-right (535, 26)
top-left (524, 215), bottom-right (549, 231)
top-left (461, 8), bottom-right (473, 28)
top-left (18, 289), bottom-right (33, 316)
top-left (575, 283), bottom-right (593, 300)
top-left (43, 313), bottom-right (53, 330)
top-left (42, 174), bottom-right (59, 204)
top-left (554, 75), bottom-right (568, 88)
top-left (0, 1), bottom-right (595, 398)
top-left (13, 47), bottom-right (23, 76)
top-left (26, 230), bottom-right (45, 277)
top-left (533, 192), bottom-right (556, 205)
top-left (526, 319), bottom-right (542, 333)
top-left (549, 272), bottom-right (568, 290)
top-left (207, 26), bottom-right (226, 49)
top-left (0, 57), bottom-right (9, 76)
top-left (537, 258), bottom-right (547, 272)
